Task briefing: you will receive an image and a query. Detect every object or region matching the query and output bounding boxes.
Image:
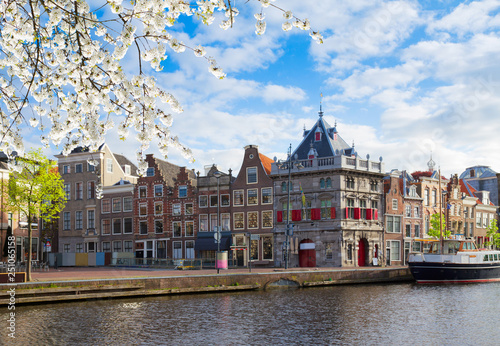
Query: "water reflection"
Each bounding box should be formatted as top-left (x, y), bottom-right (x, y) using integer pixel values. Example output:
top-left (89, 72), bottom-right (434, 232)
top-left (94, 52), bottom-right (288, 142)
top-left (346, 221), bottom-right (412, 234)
top-left (4, 283), bottom-right (500, 345)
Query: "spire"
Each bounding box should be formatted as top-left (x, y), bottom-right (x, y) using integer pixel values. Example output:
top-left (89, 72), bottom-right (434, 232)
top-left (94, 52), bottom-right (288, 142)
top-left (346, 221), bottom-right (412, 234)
top-left (319, 92), bottom-right (324, 117)
top-left (427, 152), bottom-right (436, 172)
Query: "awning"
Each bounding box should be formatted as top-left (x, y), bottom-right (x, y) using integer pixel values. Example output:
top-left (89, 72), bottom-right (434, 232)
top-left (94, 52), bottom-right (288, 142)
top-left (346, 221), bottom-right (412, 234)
top-left (195, 232), bottom-right (231, 251)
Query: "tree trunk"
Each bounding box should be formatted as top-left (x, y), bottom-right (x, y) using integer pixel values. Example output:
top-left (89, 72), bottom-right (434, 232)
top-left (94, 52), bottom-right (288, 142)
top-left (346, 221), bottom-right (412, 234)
top-left (27, 216), bottom-right (32, 282)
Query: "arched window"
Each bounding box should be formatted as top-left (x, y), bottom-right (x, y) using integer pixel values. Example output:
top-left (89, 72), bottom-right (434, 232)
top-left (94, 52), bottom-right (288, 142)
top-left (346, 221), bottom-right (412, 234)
top-left (326, 178), bottom-right (332, 188)
top-left (320, 178), bottom-right (325, 189)
top-left (281, 182), bottom-right (287, 192)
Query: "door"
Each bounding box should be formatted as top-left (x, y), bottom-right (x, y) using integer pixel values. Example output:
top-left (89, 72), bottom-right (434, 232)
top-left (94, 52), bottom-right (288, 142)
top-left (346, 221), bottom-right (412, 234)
top-left (299, 239), bottom-right (316, 267)
top-left (185, 241), bottom-right (195, 259)
top-left (358, 239), bottom-right (368, 267)
top-left (173, 241), bottom-right (182, 259)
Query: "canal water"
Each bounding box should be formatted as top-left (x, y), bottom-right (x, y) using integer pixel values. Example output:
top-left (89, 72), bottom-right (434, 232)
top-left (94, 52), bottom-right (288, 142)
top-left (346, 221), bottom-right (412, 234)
top-left (4, 282), bottom-right (500, 345)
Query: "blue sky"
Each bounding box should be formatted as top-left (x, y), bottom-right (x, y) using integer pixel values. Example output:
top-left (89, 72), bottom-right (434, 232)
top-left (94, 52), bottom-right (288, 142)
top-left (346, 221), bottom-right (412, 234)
top-left (38, 0), bottom-right (500, 177)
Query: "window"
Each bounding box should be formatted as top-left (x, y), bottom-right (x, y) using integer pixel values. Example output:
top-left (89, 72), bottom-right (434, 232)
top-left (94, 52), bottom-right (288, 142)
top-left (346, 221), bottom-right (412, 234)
top-left (107, 158), bottom-right (113, 173)
top-left (87, 210), bottom-right (95, 229)
top-left (124, 165), bottom-right (131, 175)
top-left (139, 203), bottom-right (147, 216)
top-left (112, 198), bottom-right (121, 213)
top-left (63, 165), bottom-right (70, 174)
top-left (139, 221), bottom-right (148, 235)
top-left (405, 205), bottom-right (411, 217)
top-left (325, 244), bottom-right (333, 260)
top-left (221, 213), bottom-right (230, 231)
top-left (248, 212), bottom-right (258, 229)
top-left (113, 219), bottom-right (121, 234)
top-left (360, 200), bottom-right (367, 219)
top-left (221, 194), bottom-right (230, 206)
top-left (346, 198), bottom-right (355, 219)
top-left (76, 182), bottom-right (83, 200)
top-left (424, 189), bottom-right (429, 206)
top-left (123, 218), bottom-right (133, 234)
top-left (392, 199), bottom-right (398, 210)
top-left (233, 190), bottom-right (244, 206)
top-left (302, 200), bottom-right (312, 220)
top-left (124, 241), bottom-right (133, 252)
top-left (172, 204), bottom-right (180, 215)
top-left (123, 197), bottom-right (133, 212)
top-left (210, 195), bottom-right (218, 207)
top-left (320, 178), bottom-right (325, 189)
top-left (64, 184), bottom-right (71, 200)
top-left (263, 236), bottom-right (273, 260)
top-left (476, 212), bottom-right (481, 227)
top-left (87, 181), bottom-right (95, 199)
top-left (75, 163), bottom-right (83, 173)
top-left (75, 211), bottom-right (83, 230)
top-left (185, 203), bottom-right (193, 215)
top-left (155, 220), bottom-right (163, 234)
top-left (76, 243), bottom-right (83, 253)
top-left (347, 244), bottom-right (353, 261)
top-left (415, 224), bottom-right (420, 238)
top-left (247, 189), bottom-right (258, 205)
top-left (432, 190), bottom-right (437, 206)
top-left (199, 195), bottom-right (208, 207)
top-left (199, 214), bottom-right (208, 232)
top-left (346, 177), bottom-right (355, 189)
top-left (113, 241), bottom-right (122, 252)
top-left (139, 186), bottom-right (147, 198)
top-left (87, 162), bottom-right (95, 172)
top-left (262, 188), bottom-right (272, 204)
top-left (179, 185), bottom-right (187, 198)
top-left (210, 214), bottom-right (218, 231)
top-left (102, 219), bottom-right (111, 235)
top-left (186, 221), bottom-right (194, 237)
top-left (414, 206), bottom-right (420, 218)
top-left (370, 180), bottom-right (378, 192)
top-left (405, 224), bottom-right (411, 237)
top-left (388, 241), bottom-right (401, 261)
top-left (146, 167), bottom-right (155, 176)
top-left (262, 211), bottom-right (273, 228)
top-left (102, 199), bottom-right (111, 213)
top-left (173, 222), bottom-right (181, 237)
top-left (155, 202), bottom-right (163, 215)
top-left (250, 239), bottom-right (258, 260)
top-left (247, 167), bottom-right (257, 184)
top-left (63, 244), bottom-right (71, 253)
top-left (234, 213), bottom-right (244, 230)
top-left (326, 178), bottom-right (332, 188)
top-left (154, 184), bottom-right (163, 197)
top-left (102, 242), bottom-right (111, 252)
top-left (386, 215), bottom-right (402, 233)
top-left (63, 212), bottom-right (71, 230)
top-left (321, 200), bottom-right (332, 219)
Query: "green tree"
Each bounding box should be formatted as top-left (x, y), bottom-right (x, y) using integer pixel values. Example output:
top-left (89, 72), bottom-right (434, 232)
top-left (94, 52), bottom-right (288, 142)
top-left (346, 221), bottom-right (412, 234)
top-left (6, 149), bottom-right (66, 281)
top-left (427, 213), bottom-right (451, 239)
top-left (485, 219), bottom-right (499, 249)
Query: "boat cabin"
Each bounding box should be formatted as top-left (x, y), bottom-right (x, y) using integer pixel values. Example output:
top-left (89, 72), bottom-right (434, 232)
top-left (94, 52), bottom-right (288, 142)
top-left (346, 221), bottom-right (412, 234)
top-left (426, 240), bottom-right (477, 254)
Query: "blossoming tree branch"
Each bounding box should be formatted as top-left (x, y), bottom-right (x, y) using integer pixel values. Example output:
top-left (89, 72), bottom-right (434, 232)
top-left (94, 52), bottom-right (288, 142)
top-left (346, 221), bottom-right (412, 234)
top-left (0, 0), bottom-right (322, 175)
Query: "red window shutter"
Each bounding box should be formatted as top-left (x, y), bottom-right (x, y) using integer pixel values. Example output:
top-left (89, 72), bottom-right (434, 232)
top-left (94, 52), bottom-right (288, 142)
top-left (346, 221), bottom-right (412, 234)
top-left (345, 208), bottom-right (349, 219)
top-left (311, 208), bottom-right (321, 220)
top-left (374, 209), bottom-right (378, 220)
top-left (331, 207), bottom-right (336, 219)
top-left (277, 211), bottom-right (283, 223)
top-left (354, 208), bottom-right (361, 220)
top-left (366, 209), bottom-right (373, 220)
top-left (292, 210), bottom-right (302, 221)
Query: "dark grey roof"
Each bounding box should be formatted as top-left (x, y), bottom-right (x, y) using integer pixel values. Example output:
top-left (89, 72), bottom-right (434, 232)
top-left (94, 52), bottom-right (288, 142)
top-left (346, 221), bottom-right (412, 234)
top-left (113, 179), bottom-right (132, 186)
top-left (67, 144), bottom-right (105, 155)
top-left (154, 157), bottom-right (197, 188)
top-left (292, 113), bottom-right (354, 160)
top-left (114, 153), bottom-right (138, 176)
top-left (197, 164), bottom-right (233, 187)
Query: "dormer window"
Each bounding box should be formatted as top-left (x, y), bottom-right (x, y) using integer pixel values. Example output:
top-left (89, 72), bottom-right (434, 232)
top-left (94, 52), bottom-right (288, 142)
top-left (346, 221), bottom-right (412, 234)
top-left (315, 128), bottom-right (322, 141)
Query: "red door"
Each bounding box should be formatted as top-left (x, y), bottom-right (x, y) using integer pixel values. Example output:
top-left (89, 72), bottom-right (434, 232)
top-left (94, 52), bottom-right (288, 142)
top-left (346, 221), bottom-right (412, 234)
top-left (358, 239), bottom-right (366, 267)
top-left (299, 239), bottom-right (316, 267)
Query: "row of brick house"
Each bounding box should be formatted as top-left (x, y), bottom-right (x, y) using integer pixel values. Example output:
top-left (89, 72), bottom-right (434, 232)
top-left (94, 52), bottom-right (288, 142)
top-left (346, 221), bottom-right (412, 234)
top-left (1, 109), bottom-right (499, 267)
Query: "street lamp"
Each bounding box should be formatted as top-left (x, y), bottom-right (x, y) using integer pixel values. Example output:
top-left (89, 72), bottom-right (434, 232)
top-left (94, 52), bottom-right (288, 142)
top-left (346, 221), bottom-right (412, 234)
top-left (213, 170), bottom-right (223, 274)
top-left (275, 144), bottom-right (303, 269)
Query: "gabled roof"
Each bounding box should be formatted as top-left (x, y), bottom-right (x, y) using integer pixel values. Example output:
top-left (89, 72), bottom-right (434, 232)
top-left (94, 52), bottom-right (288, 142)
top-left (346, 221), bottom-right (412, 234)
top-left (259, 153), bottom-right (273, 175)
top-left (114, 153), bottom-right (138, 176)
top-left (153, 156), bottom-right (195, 187)
top-left (292, 113), bottom-right (354, 160)
top-left (460, 180), bottom-right (495, 206)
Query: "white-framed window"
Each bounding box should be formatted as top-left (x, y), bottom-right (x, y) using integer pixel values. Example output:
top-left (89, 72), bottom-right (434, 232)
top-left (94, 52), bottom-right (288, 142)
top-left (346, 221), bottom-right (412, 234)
top-left (75, 211), bottom-right (83, 230)
top-left (75, 182), bottom-right (83, 200)
top-left (124, 165), bottom-right (131, 175)
top-left (360, 199), bottom-right (367, 219)
top-left (107, 158), bottom-right (113, 173)
top-left (247, 189), bottom-right (258, 205)
top-left (387, 240), bottom-right (401, 261)
top-left (248, 211), bottom-right (258, 229)
top-left (432, 190), bottom-right (437, 206)
top-left (124, 241), bottom-right (133, 252)
top-left (155, 202), bottom-right (163, 215)
top-left (415, 224), bottom-right (421, 238)
top-left (123, 218), bottom-right (133, 234)
top-left (173, 241), bottom-right (182, 259)
top-left (414, 206), bottom-right (420, 218)
top-left (63, 244), bottom-right (71, 253)
top-left (247, 167), bottom-right (257, 184)
top-left (199, 195), bottom-right (208, 208)
top-left (112, 218), bottom-right (121, 235)
top-left (102, 242), bottom-right (111, 252)
top-left (262, 188), bottom-right (272, 204)
top-left (139, 203), bottom-right (147, 216)
top-left (346, 177), bottom-right (355, 189)
top-left (221, 194), bottom-right (230, 207)
top-left (139, 221), bottom-right (148, 235)
top-left (476, 212), bottom-right (482, 228)
top-left (87, 181), bottom-right (95, 199)
top-left (405, 205), bottom-right (411, 217)
top-left (199, 214), bottom-right (208, 232)
top-left (76, 243), bottom-right (83, 253)
top-left (185, 240), bottom-right (195, 259)
top-left (155, 220), bottom-right (163, 234)
top-left (424, 189), bottom-right (429, 206)
top-left (102, 199), bottom-right (111, 213)
top-left (172, 203), bottom-right (181, 215)
top-left (102, 219), bottom-right (111, 235)
top-left (64, 184), bottom-right (71, 200)
top-left (87, 242), bottom-right (96, 253)
top-left (262, 236), bottom-right (273, 260)
top-left (112, 198), bottom-right (121, 213)
top-left (221, 213), bottom-right (230, 231)
top-left (185, 221), bottom-right (194, 237)
top-left (321, 200), bottom-right (332, 219)
top-left (63, 165), bottom-right (70, 174)
top-left (346, 198), bottom-right (355, 219)
top-left (154, 184), bottom-right (163, 197)
top-left (185, 203), bottom-right (193, 215)
top-left (146, 167), bottom-right (154, 176)
top-left (173, 221), bottom-right (181, 237)
top-left (179, 185), bottom-right (187, 198)
top-left (233, 190), bottom-right (244, 206)
top-left (75, 163), bottom-right (83, 173)
top-left (63, 212), bottom-right (71, 230)
top-left (87, 210), bottom-right (95, 229)
top-left (262, 211), bottom-right (273, 228)
top-left (234, 212), bottom-right (244, 230)
top-left (87, 162), bottom-right (95, 172)
top-left (139, 186), bottom-right (147, 198)
top-left (210, 195), bottom-right (218, 207)
top-left (386, 215), bottom-right (401, 233)
top-left (123, 197), bottom-right (133, 212)
top-left (113, 241), bottom-right (122, 252)
top-left (210, 214), bottom-right (218, 231)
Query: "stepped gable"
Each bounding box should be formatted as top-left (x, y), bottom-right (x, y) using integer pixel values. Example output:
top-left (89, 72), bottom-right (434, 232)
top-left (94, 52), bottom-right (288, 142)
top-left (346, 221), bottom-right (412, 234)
top-left (292, 112), bottom-right (354, 160)
top-left (259, 153), bottom-right (273, 175)
top-left (152, 156), bottom-right (183, 187)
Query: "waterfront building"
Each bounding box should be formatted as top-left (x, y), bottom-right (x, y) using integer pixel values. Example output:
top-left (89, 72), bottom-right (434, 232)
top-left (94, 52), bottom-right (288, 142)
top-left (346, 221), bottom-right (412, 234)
top-left (134, 154), bottom-right (197, 260)
top-left (230, 145), bottom-right (274, 267)
top-left (195, 165), bottom-right (233, 261)
top-left (55, 145), bottom-right (137, 253)
top-left (269, 109), bottom-right (385, 268)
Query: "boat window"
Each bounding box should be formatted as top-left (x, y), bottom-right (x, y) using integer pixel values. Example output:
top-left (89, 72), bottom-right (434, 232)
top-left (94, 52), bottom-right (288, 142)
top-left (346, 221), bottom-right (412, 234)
top-left (484, 255), bottom-right (489, 261)
top-left (494, 254), bottom-right (498, 261)
top-left (489, 254), bottom-right (494, 261)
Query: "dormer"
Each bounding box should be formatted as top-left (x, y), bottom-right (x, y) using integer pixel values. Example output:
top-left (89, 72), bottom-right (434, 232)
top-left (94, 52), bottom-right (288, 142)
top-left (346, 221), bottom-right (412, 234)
top-left (308, 143), bottom-right (318, 159)
top-left (315, 126), bottom-right (323, 141)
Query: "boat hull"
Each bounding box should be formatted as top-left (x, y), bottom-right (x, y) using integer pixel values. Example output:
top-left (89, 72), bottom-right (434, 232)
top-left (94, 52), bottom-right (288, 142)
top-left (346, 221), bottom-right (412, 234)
top-left (409, 262), bottom-right (500, 284)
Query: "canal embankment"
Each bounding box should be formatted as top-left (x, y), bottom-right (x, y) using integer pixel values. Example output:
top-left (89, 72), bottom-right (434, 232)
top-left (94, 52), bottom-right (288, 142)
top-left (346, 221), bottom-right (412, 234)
top-left (0, 266), bottom-right (413, 306)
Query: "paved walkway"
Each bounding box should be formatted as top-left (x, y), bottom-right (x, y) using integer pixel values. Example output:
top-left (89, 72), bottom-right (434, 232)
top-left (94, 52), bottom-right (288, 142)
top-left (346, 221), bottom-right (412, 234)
top-left (27, 265), bottom-right (403, 282)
